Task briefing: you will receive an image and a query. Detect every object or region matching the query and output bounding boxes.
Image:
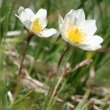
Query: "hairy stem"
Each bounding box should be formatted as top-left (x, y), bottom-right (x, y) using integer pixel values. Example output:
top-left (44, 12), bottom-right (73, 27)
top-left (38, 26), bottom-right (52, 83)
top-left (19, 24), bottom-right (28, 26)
top-left (57, 46), bottom-right (68, 72)
top-left (47, 45), bottom-right (68, 80)
top-left (18, 32), bottom-right (33, 77)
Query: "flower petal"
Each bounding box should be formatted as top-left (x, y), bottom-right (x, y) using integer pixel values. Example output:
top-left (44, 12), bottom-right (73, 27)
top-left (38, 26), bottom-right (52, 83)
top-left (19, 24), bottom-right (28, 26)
top-left (79, 20), bottom-right (97, 36)
top-left (36, 28), bottom-right (57, 37)
top-left (42, 19), bottom-right (48, 29)
top-left (58, 15), bottom-right (64, 31)
top-left (92, 35), bottom-right (103, 44)
top-left (18, 7), bottom-right (34, 22)
top-left (73, 9), bottom-right (85, 25)
top-left (78, 44), bottom-right (101, 51)
top-left (23, 20), bottom-right (32, 29)
top-left (15, 7), bottom-right (35, 29)
top-left (90, 45), bottom-right (101, 50)
top-left (78, 35), bottom-right (103, 50)
top-left (64, 9), bottom-right (75, 29)
top-left (81, 35), bottom-right (103, 45)
top-left (64, 9), bottom-right (74, 21)
top-left (59, 15), bottom-right (64, 25)
top-left (32, 9), bottom-right (47, 21)
top-left (63, 9), bottom-right (85, 29)
top-left (18, 6), bottom-right (24, 15)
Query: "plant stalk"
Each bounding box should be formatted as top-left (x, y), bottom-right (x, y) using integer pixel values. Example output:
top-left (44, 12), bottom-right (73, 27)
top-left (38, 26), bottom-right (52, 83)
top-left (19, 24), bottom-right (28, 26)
top-left (18, 31), bottom-right (34, 77)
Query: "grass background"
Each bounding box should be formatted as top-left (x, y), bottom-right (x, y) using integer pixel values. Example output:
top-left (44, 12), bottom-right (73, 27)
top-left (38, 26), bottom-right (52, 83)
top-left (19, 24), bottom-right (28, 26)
top-left (0, 0), bottom-right (110, 110)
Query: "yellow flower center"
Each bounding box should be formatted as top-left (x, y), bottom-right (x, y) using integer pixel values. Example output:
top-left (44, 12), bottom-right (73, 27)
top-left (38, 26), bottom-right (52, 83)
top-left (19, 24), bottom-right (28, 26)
top-left (32, 18), bottom-right (42, 32)
top-left (67, 27), bottom-right (85, 44)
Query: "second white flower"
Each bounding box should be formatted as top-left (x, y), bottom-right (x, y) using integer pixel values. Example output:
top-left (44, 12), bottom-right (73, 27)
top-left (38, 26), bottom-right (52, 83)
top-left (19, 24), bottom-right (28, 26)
top-left (59, 9), bottom-right (103, 51)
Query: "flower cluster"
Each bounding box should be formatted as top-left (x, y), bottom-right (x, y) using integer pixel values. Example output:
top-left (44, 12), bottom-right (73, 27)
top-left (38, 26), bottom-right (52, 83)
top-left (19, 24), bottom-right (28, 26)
top-left (16, 7), bottom-right (103, 51)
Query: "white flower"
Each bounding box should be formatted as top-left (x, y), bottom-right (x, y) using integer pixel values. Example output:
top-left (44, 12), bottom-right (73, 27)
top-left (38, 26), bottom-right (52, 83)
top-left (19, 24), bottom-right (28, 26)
top-left (59, 9), bottom-right (103, 51)
top-left (15, 6), bottom-right (57, 37)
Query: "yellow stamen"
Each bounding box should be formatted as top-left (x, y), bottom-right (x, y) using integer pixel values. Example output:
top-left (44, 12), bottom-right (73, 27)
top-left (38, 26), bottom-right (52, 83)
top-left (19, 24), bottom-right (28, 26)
top-left (67, 27), bottom-right (85, 44)
top-left (32, 18), bottom-right (42, 32)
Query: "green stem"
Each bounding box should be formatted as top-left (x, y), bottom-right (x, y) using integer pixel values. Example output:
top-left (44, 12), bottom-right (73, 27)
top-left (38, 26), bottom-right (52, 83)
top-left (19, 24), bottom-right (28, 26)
top-left (75, 89), bottom-right (91, 110)
top-left (9, 90), bottom-right (33, 109)
top-left (46, 76), bottom-right (63, 110)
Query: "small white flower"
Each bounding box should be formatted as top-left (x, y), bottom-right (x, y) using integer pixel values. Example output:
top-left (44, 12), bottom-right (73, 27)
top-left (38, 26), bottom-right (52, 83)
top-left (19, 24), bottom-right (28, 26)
top-left (15, 6), bottom-right (57, 37)
top-left (59, 9), bottom-right (103, 51)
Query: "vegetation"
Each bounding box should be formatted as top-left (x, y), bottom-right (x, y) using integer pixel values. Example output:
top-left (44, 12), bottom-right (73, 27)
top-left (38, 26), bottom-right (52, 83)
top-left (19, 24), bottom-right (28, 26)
top-left (0, 0), bottom-right (110, 110)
